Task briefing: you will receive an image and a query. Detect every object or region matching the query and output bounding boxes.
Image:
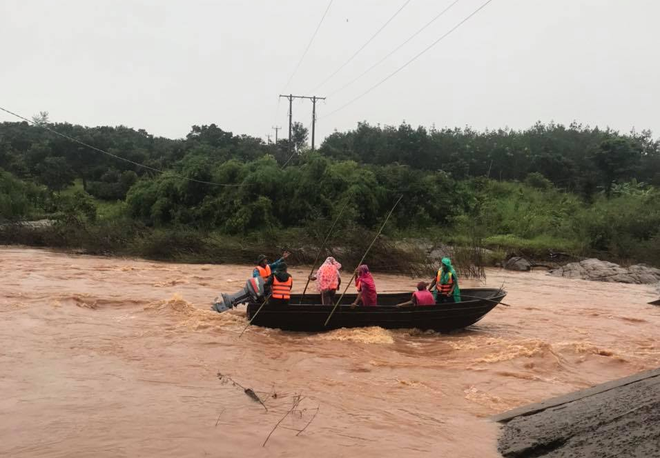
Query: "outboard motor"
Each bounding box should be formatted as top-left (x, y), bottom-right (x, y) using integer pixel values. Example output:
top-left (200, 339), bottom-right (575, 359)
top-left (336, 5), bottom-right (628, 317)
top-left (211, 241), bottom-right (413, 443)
top-left (212, 277), bottom-right (265, 313)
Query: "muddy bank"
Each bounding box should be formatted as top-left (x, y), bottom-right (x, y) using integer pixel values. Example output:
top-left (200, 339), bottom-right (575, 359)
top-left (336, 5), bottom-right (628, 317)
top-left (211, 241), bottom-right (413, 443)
top-left (0, 224), bottom-right (430, 274)
top-left (1, 247), bottom-right (659, 457)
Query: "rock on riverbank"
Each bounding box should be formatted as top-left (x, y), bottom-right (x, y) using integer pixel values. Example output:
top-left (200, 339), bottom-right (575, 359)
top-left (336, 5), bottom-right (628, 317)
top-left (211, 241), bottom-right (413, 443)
top-left (549, 258), bottom-right (660, 284)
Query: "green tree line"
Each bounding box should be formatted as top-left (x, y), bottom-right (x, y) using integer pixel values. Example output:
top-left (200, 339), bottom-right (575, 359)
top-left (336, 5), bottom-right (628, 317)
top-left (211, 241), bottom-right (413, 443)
top-left (1, 119), bottom-right (659, 266)
top-left (321, 122), bottom-right (660, 196)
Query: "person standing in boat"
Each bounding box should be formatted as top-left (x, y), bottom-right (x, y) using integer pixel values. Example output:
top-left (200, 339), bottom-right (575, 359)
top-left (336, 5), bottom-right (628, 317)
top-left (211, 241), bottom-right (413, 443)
top-left (352, 264), bottom-right (378, 307)
top-left (253, 251), bottom-right (290, 281)
top-left (265, 263), bottom-right (293, 306)
top-left (429, 257), bottom-right (461, 303)
top-left (309, 256), bottom-right (342, 305)
top-left (396, 281), bottom-right (436, 307)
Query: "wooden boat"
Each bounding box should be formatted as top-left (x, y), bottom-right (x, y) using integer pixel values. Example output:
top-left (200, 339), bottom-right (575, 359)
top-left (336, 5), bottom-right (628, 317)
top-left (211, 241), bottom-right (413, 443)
top-left (246, 288), bottom-right (506, 332)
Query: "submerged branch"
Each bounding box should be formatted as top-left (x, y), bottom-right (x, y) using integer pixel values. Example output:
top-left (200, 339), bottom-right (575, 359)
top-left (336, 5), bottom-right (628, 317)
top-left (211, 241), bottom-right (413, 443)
top-left (217, 372), bottom-right (269, 412)
top-left (263, 395), bottom-right (305, 447)
top-left (296, 406), bottom-right (320, 436)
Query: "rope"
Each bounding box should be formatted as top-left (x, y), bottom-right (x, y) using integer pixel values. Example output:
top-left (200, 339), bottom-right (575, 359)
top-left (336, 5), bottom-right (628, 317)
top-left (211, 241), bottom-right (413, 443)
top-left (0, 105), bottom-right (301, 184)
top-left (0, 105), bottom-right (244, 187)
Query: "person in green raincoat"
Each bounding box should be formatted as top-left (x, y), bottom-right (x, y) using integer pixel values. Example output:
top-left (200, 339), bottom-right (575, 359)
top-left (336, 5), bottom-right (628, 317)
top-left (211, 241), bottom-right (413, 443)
top-left (428, 258), bottom-right (461, 303)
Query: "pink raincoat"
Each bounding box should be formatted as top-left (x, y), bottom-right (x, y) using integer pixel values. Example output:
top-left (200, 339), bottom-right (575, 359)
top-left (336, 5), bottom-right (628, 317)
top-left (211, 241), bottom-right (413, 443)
top-left (316, 257), bottom-right (342, 292)
top-left (355, 264), bottom-right (377, 306)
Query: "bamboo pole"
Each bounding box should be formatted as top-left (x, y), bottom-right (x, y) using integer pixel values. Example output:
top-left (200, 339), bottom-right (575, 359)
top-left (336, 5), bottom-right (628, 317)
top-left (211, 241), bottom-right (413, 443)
top-left (459, 293), bottom-right (511, 307)
top-left (299, 199), bottom-right (350, 304)
top-left (323, 195), bottom-right (403, 327)
top-left (238, 293), bottom-right (272, 338)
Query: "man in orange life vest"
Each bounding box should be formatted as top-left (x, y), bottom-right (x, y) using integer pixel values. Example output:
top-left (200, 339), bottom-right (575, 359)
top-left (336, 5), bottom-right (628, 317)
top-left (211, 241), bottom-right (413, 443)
top-left (253, 251), bottom-right (290, 281)
top-left (265, 263), bottom-right (293, 306)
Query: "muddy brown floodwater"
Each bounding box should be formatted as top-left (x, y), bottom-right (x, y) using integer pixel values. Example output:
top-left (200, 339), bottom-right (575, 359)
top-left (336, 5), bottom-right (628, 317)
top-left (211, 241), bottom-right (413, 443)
top-left (1, 247), bottom-right (659, 457)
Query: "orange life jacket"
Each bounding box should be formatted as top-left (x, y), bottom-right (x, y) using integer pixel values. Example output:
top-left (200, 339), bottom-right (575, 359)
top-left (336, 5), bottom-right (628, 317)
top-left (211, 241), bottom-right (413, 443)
top-left (256, 264), bottom-right (271, 280)
top-left (272, 276), bottom-right (292, 300)
top-left (436, 269), bottom-right (453, 294)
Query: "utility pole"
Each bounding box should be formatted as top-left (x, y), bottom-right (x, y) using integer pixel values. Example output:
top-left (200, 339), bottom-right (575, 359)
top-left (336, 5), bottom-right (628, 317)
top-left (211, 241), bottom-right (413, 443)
top-left (279, 94), bottom-right (294, 154)
top-left (279, 94), bottom-right (325, 154)
top-left (310, 95), bottom-right (326, 151)
top-left (266, 133), bottom-right (272, 144)
top-left (272, 126), bottom-right (281, 144)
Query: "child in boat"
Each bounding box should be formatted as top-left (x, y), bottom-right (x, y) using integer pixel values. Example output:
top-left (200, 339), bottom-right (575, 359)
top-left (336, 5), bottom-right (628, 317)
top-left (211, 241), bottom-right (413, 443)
top-left (397, 281), bottom-right (436, 307)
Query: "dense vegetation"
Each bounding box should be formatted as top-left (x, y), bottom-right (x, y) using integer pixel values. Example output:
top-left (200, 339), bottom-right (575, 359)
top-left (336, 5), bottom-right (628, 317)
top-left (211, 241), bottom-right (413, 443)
top-left (1, 117), bottom-right (659, 268)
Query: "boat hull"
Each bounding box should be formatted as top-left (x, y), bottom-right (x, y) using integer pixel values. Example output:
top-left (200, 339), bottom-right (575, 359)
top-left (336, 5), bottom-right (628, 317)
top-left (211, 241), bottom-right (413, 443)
top-left (246, 288), bottom-right (505, 333)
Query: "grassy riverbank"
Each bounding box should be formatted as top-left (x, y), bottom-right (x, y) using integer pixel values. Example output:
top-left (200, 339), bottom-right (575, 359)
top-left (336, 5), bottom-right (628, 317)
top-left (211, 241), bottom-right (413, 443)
top-left (3, 176), bottom-right (659, 270)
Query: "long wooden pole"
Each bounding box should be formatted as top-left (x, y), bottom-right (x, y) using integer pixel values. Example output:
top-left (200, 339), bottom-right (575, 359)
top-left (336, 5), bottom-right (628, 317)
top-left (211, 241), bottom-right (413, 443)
top-left (238, 293), bottom-right (272, 338)
top-left (458, 293), bottom-right (511, 307)
top-left (299, 200), bottom-right (350, 304)
top-left (323, 195), bottom-right (403, 327)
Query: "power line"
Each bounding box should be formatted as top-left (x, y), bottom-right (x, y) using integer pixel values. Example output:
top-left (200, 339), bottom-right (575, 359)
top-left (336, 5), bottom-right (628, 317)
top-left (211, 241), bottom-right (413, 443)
top-left (0, 105), bottom-right (246, 187)
top-left (280, 149), bottom-right (299, 169)
top-left (281, 0), bottom-right (334, 93)
top-left (308, 0), bottom-right (414, 93)
top-left (327, 0), bottom-right (462, 98)
top-left (1, 105), bottom-right (306, 184)
top-left (321, 0), bottom-right (497, 119)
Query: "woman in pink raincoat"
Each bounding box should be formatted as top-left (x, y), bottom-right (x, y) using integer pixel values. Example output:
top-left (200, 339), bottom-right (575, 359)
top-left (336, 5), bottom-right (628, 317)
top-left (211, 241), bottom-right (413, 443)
top-left (309, 257), bottom-right (342, 305)
top-left (352, 264), bottom-right (377, 307)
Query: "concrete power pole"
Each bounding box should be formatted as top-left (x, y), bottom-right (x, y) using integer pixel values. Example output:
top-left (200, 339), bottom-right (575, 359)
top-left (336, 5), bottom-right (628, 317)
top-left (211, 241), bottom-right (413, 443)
top-left (279, 94), bottom-right (294, 154)
top-left (279, 94), bottom-right (325, 153)
top-left (310, 95), bottom-right (326, 151)
top-left (272, 126), bottom-right (281, 144)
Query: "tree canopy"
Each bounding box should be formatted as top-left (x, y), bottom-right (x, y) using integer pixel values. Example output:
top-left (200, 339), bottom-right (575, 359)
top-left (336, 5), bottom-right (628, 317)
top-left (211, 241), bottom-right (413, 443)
top-left (1, 119), bottom-right (660, 265)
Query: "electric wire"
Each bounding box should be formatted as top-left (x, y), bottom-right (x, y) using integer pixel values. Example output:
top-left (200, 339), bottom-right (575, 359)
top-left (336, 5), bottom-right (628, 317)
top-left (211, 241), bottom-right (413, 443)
top-left (280, 150), bottom-right (298, 168)
top-left (308, 0), bottom-right (414, 93)
top-left (0, 105), bottom-right (241, 187)
top-left (327, 0), bottom-right (462, 98)
top-left (281, 0), bottom-right (334, 93)
top-left (321, 0), bottom-right (496, 119)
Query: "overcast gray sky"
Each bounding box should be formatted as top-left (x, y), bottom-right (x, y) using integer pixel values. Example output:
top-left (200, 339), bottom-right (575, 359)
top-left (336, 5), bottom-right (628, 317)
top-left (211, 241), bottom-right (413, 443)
top-left (2, 0), bottom-right (659, 143)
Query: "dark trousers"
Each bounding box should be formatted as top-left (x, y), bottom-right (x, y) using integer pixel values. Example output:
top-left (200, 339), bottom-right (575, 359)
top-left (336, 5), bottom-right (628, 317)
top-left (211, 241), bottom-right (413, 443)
top-left (321, 289), bottom-right (337, 305)
top-left (269, 298), bottom-right (290, 307)
top-left (437, 295), bottom-right (455, 304)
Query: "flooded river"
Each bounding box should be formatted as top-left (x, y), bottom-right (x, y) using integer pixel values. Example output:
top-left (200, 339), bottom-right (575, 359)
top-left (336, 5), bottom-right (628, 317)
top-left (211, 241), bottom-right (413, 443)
top-left (1, 247), bottom-right (659, 457)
